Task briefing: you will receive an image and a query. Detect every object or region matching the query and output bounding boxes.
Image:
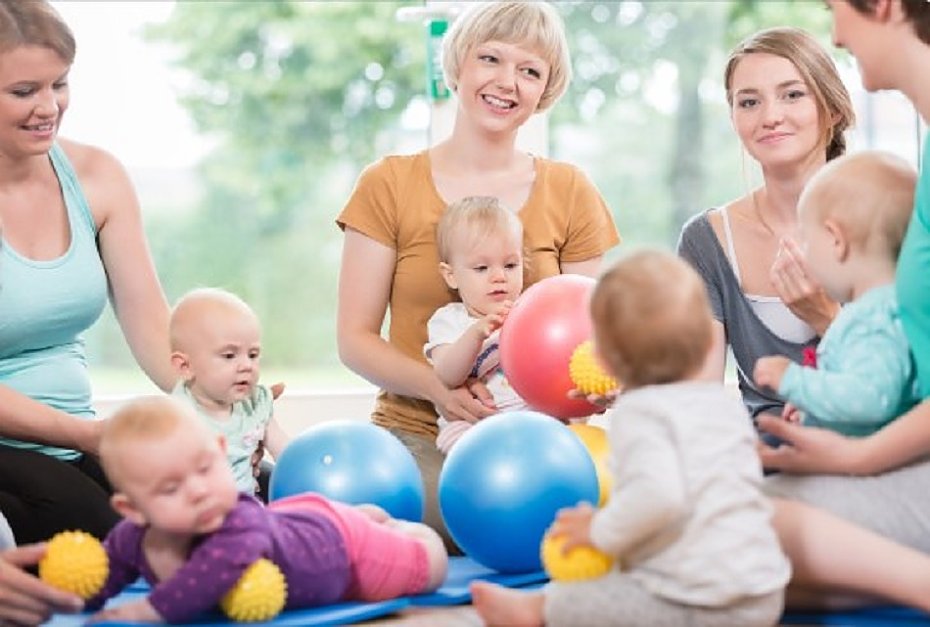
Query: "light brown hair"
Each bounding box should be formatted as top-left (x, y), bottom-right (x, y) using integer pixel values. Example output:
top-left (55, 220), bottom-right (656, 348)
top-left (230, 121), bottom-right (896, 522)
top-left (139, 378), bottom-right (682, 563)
top-left (725, 27), bottom-right (855, 161)
top-left (99, 396), bottom-right (203, 491)
top-left (800, 150), bottom-right (917, 259)
top-left (441, 1), bottom-right (571, 112)
top-left (0, 0), bottom-right (75, 63)
top-left (590, 251), bottom-right (713, 390)
top-left (436, 196), bottom-right (524, 263)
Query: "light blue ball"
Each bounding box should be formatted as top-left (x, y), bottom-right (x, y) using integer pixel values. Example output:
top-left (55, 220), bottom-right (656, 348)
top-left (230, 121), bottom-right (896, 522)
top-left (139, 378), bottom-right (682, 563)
top-left (439, 411), bottom-right (599, 573)
top-left (270, 420), bottom-right (425, 522)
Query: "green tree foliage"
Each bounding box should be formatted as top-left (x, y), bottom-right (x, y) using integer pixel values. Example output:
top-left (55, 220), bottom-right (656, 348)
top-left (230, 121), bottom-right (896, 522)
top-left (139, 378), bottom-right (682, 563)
top-left (141, 1), bottom-right (426, 371)
top-left (551, 1), bottom-right (831, 248)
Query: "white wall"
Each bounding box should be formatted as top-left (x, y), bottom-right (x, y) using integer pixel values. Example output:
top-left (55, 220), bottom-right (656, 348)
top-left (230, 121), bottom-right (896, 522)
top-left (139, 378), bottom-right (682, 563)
top-left (93, 390), bottom-right (378, 438)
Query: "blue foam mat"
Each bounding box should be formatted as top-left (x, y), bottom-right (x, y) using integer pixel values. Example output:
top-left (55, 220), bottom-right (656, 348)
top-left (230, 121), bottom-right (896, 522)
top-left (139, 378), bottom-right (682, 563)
top-left (409, 556), bottom-right (548, 606)
top-left (781, 606), bottom-right (930, 626)
top-left (46, 590), bottom-right (409, 627)
top-left (46, 556), bottom-right (544, 625)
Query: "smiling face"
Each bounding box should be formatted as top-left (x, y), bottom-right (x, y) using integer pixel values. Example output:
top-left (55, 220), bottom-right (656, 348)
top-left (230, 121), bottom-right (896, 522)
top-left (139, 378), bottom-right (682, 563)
top-left (454, 39), bottom-right (549, 137)
top-left (441, 226), bottom-right (524, 318)
top-left (729, 52), bottom-right (826, 171)
top-left (0, 45), bottom-right (69, 157)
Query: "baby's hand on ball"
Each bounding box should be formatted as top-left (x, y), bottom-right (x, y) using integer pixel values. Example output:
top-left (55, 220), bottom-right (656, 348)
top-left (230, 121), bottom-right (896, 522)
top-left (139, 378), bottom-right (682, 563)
top-left (550, 503), bottom-right (595, 552)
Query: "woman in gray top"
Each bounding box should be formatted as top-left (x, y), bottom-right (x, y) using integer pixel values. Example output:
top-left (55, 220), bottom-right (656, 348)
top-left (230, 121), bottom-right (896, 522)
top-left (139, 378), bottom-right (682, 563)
top-left (681, 19), bottom-right (930, 615)
top-left (678, 27), bottom-right (854, 421)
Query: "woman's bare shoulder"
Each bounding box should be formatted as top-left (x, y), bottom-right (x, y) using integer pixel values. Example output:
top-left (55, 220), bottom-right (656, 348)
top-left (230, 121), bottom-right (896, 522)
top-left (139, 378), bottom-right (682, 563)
top-left (55, 137), bottom-right (127, 180)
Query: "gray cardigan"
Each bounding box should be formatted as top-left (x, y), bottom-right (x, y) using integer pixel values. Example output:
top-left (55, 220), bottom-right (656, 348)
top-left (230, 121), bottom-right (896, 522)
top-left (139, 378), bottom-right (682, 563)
top-left (677, 210), bottom-right (818, 419)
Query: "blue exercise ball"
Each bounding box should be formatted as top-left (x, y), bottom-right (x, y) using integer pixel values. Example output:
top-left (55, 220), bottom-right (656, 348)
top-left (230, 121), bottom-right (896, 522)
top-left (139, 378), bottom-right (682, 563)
top-left (269, 420), bottom-right (424, 522)
top-left (439, 411), bottom-right (599, 573)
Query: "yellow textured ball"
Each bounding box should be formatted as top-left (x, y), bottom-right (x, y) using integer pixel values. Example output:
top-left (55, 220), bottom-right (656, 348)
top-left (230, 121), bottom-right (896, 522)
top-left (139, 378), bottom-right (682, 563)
top-left (541, 534), bottom-right (614, 582)
top-left (221, 558), bottom-right (287, 623)
top-left (568, 423), bottom-right (613, 506)
top-left (39, 530), bottom-right (108, 600)
top-left (569, 341), bottom-right (618, 396)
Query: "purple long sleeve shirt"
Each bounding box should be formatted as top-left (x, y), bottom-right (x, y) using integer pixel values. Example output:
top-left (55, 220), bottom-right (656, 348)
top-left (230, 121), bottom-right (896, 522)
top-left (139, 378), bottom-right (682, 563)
top-left (87, 494), bottom-right (351, 623)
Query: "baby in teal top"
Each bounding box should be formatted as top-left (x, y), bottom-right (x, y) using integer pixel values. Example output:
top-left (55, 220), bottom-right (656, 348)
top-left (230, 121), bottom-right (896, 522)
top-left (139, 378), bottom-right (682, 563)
top-left (754, 151), bottom-right (921, 437)
top-left (169, 288), bottom-right (290, 493)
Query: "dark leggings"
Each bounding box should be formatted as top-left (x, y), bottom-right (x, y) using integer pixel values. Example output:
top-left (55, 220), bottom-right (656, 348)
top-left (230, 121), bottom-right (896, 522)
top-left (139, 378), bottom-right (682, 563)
top-left (0, 445), bottom-right (119, 545)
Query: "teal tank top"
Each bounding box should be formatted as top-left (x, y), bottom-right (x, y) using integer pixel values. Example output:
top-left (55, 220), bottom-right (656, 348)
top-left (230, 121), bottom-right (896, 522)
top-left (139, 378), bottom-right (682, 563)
top-left (898, 132), bottom-right (930, 399)
top-left (0, 143), bottom-right (108, 460)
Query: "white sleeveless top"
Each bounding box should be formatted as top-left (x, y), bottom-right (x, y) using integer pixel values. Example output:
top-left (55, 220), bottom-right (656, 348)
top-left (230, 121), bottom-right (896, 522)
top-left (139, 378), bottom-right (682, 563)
top-left (720, 207), bottom-right (816, 344)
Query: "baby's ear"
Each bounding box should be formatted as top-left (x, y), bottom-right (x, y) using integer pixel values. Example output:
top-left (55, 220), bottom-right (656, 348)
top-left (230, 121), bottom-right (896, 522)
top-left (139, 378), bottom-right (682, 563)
top-left (439, 262), bottom-right (458, 290)
top-left (111, 493), bottom-right (147, 527)
top-left (823, 219), bottom-right (849, 262)
top-left (171, 351), bottom-right (193, 380)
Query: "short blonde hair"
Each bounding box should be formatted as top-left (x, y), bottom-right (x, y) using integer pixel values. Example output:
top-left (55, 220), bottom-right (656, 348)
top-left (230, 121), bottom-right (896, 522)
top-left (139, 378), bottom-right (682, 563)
top-left (800, 150), bottom-right (917, 260)
top-left (169, 287), bottom-right (258, 352)
top-left (725, 27), bottom-right (855, 162)
top-left (441, 1), bottom-right (571, 112)
top-left (436, 196), bottom-right (524, 263)
top-left (99, 396), bottom-right (204, 490)
top-left (590, 251), bottom-right (712, 390)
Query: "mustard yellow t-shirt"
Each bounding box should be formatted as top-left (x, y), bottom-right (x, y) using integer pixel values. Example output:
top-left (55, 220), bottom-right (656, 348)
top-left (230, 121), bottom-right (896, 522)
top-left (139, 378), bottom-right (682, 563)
top-left (337, 150), bottom-right (620, 436)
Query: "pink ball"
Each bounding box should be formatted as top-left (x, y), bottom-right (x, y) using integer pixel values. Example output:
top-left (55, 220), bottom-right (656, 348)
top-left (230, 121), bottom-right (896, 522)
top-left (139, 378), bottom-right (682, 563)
top-left (500, 274), bottom-right (598, 419)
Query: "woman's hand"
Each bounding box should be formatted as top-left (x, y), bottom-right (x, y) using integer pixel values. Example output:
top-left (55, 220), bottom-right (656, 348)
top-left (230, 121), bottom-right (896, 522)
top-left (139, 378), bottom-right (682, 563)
top-left (0, 544), bottom-right (84, 625)
top-left (756, 414), bottom-right (867, 475)
top-left (770, 237), bottom-right (840, 336)
top-left (432, 380), bottom-right (496, 424)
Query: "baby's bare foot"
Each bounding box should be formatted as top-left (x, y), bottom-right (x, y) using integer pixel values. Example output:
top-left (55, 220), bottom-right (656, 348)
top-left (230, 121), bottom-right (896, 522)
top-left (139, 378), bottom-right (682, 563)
top-left (470, 581), bottom-right (544, 627)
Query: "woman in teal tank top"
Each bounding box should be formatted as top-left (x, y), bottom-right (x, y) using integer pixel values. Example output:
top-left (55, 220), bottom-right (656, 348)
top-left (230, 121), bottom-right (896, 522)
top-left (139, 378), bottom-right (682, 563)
top-left (752, 0), bottom-right (930, 614)
top-left (0, 2), bottom-right (175, 620)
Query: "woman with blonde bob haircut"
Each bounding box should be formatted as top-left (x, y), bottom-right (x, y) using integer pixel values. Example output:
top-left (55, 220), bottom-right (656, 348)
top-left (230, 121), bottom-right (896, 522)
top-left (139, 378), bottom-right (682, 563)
top-left (441, 1), bottom-right (572, 112)
top-left (336, 0), bottom-right (619, 552)
top-left (679, 27), bottom-right (855, 425)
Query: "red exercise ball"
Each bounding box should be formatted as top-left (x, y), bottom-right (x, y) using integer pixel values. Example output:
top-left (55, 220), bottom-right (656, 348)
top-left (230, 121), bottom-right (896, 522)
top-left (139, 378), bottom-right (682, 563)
top-left (500, 274), bottom-right (598, 419)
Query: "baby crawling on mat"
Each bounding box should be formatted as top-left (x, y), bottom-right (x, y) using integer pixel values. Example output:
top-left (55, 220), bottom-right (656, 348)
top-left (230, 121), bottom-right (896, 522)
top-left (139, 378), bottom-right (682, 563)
top-left (84, 396), bottom-right (447, 624)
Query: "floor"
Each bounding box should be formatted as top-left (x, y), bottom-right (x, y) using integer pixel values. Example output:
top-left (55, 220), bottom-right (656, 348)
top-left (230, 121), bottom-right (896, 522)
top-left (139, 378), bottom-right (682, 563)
top-left (362, 605), bottom-right (483, 626)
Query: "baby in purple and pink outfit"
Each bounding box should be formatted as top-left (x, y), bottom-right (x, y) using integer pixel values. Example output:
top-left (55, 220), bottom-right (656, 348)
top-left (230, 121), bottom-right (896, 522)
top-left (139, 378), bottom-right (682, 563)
top-left (86, 396), bottom-right (447, 624)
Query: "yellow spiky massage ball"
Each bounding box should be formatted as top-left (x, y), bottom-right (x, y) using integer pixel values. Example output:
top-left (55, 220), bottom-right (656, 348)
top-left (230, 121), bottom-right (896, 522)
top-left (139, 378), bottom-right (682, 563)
top-left (220, 558), bottom-right (287, 623)
top-left (567, 423), bottom-right (613, 506)
top-left (39, 530), bottom-right (108, 599)
top-left (541, 534), bottom-right (614, 582)
top-left (569, 341), bottom-right (618, 396)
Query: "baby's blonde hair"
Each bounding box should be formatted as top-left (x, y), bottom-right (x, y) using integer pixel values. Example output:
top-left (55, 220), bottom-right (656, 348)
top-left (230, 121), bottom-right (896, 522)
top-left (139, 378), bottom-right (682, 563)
top-left (436, 196), bottom-right (524, 263)
top-left (800, 151), bottom-right (917, 260)
top-left (441, 1), bottom-right (571, 112)
top-left (590, 251), bottom-right (713, 390)
top-left (99, 396), bottom-right (206, 491)
top-left (169, 287), bottom-right (258, 352)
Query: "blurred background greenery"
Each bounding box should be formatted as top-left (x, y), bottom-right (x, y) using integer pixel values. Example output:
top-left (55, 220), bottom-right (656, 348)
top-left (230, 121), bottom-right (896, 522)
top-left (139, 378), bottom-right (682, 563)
top-left (72, 1), bottom-right (920, 393)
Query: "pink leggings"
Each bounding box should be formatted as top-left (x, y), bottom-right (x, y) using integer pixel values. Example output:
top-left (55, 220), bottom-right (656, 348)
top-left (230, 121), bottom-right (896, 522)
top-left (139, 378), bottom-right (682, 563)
top-left (270, 493), bottom-right (429, 601)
